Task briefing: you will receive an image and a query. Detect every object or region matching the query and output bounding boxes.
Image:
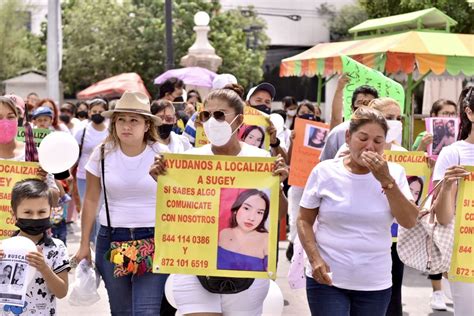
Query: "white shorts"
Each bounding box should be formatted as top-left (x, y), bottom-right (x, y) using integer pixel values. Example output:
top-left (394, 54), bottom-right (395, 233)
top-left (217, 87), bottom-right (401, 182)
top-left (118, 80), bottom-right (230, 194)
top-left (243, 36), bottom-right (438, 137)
top-left (173, 274), bottom-right (270, 315)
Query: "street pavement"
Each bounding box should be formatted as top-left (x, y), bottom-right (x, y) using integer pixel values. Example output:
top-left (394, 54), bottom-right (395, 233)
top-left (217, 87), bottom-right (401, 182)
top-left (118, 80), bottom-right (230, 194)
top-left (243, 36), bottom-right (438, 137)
top-left (58, 223), bottom-right (454, 315)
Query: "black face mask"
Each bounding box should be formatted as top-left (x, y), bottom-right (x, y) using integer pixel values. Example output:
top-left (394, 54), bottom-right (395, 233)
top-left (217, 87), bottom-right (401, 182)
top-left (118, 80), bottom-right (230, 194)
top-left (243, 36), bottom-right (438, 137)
top-left (252, 104), bottom-right (271, 115)
top-left (77, 111), bottom-right (88, 119)
top-left (16, 218), bottom-right (52, 236)
top-left (91, 113), bottom-right (105, 124)
top-left (59, 114), bottom-right (71, 124)
top-left (157, 124), bottom-right (174, 139)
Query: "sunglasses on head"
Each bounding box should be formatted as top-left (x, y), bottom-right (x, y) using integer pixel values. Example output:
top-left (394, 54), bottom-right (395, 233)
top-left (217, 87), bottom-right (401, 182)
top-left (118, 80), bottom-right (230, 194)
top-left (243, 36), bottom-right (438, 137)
top-left (198, 110), bottom-right (235, 123)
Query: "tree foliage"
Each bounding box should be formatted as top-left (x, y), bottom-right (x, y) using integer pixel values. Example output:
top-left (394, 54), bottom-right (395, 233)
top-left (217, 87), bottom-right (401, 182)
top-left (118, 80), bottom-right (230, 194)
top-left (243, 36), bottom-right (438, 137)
top-left (359, 0), bottom-right (474, 34)
top-left (58, 0), bottom-right (268, 96)
top-left (318, 3), bottom-right (368, 41)
top-left (0, 0), bottom-right (42, 83)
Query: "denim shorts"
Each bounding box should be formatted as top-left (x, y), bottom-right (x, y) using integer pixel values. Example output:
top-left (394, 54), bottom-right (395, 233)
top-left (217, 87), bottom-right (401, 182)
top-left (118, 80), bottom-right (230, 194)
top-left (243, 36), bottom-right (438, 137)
top-left (95, 225), bottom-right (168, 316)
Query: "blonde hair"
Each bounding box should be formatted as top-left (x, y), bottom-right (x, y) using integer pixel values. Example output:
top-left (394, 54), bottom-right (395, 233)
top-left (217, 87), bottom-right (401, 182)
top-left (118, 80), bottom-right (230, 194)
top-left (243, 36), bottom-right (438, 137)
top-left (368, 97), bottom-right (400, 114)
top-left (349, 107), bottom-right (388, 136)
top-left (103, 112), bottom-right (159, 151)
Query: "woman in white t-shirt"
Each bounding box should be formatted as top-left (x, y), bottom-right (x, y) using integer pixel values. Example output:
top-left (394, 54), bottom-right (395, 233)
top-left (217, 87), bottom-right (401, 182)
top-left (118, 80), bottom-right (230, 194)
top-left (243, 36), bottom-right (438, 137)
top-left (149, 87), bottom-right (288, 316)
top-left (74, 99), bottom-right (109, 201)
top-left (151, 99), bottom-right (192, 153)
top-left (297, 107), bottom-right (418, 316)
top-left (74, 92), bottom-right (169, 315)
top-left (432, 87), bottom-right (474, 316)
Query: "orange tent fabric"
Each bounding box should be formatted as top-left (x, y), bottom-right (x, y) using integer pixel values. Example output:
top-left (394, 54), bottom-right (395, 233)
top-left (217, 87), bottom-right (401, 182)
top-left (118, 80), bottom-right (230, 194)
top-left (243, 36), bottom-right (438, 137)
top-left (77, 73), bottom-right (150, 100)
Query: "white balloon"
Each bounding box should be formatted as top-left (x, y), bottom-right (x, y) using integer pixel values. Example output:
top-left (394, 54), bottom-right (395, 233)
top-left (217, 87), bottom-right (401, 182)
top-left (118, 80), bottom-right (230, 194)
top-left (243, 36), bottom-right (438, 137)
top-left (262, 280), bottom-right (284, 316)
top-left (38, 132), bottom-right (79, 174)
top-left (270, 113), bottom-right (285, 135)
top-left (164, 274), bottom-right (177, 309)
top-left (1, 236), bottom-right (37, 286)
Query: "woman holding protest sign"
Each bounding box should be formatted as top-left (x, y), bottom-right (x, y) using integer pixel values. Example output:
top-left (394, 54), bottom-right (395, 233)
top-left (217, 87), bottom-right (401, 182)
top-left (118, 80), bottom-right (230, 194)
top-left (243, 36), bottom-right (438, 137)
top-left (149, 87), bottom-right (288, 316)
top-left (297, 107), bottom-right (418, 316)
top-left (73, 91), bottom-right (170, 315)
top-left (432, 86), bottom-right (474, 316)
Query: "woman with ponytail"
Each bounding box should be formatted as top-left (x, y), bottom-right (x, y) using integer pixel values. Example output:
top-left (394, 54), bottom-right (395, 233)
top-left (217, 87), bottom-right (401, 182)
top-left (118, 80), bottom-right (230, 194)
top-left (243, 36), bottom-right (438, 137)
top-left (432, 86), bottom-right (474, 315)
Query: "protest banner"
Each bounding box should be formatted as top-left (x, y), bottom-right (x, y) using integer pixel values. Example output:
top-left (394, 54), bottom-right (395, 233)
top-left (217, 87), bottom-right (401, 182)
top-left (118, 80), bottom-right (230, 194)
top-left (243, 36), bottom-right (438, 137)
top-left (288, 118), bottom-right (329, 187)
top-left (16, 128), bottom-right (50, 146)
top-left (425, 117), bottom-right (460, 157)
top-left (449, 166), bottom-right (474, 283)
top-left (0, 161), bottom-right (40, 239)
top-left (195, 106), bottom-right (271, 150)
top-left (153, 153), bottom-right (280, 279)
top-left (341, 55), bottom-right (405, 120)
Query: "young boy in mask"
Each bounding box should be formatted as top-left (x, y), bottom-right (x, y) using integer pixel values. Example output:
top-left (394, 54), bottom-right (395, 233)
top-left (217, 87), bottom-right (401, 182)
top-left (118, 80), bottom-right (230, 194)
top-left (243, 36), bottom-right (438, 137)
top-left (0, 179), bottom-right (69, 315)
top-left (151, 100), bottom-right (192, 153)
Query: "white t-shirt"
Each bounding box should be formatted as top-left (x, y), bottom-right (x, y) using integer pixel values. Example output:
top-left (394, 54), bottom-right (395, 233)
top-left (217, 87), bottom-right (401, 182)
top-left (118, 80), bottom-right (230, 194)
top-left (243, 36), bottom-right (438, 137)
top-left (85, 142), bottom-right (170, 228)
top-left (185, 142), bottom-right (271, 158)
top-left (300, 158), bottom-right (412, 291)
top-left (74, 123), bottom-right (109, 179)
top-left (163, 132), bottom-right (192, 153)
top-left (433, 140), bottom-right (474, 181)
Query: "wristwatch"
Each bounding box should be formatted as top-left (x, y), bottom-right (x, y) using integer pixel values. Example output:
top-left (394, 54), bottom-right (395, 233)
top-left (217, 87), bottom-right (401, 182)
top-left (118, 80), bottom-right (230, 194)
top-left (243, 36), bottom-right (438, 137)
top-left (381, 179), bottom-right (395, 190)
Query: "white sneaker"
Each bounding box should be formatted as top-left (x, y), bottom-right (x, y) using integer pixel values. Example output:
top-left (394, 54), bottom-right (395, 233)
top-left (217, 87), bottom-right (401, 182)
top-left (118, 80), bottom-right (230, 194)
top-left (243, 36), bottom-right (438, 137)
top-left (430, 290), bottom-right (447, 311)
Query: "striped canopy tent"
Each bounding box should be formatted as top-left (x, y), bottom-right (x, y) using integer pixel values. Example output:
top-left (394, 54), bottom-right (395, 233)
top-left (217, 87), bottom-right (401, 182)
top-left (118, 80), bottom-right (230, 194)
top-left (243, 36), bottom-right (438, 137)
top-left (280, 8), bottom-right (474, 147)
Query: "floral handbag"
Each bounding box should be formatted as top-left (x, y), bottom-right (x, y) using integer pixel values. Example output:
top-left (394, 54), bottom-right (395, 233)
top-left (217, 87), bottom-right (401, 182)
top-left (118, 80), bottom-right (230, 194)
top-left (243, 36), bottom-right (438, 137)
top-left (100, 144), bottom-right (154, 277)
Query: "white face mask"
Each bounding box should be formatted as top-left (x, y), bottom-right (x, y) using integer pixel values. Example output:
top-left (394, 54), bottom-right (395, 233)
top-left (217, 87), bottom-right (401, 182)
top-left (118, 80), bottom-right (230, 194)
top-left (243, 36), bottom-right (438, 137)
top-left (386, 120), bottom-right (403, 144)
top-left (287, 109), bottom-right (297, 117)
top-left (203, 116), bottom-right (241, 147)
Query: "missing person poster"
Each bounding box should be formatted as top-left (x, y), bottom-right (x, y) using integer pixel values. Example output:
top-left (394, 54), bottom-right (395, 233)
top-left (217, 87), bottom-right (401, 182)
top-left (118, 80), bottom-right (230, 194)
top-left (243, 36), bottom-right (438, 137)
top-left (0, 161), bottom-right (40, 240)
top-left (15, 128), bottom-right (50, 146)
top-left (0, 237), bottom-right (36, 307)
top-left (425, 117), bottom-right (460, 157)
top-left (449, 166), bottom-right (474, 283)
top-left (288, 118), bottom-right (329, 187)
top-left (195, 106), bottom-right (271, 150)
top-left (153, 154), bottom-right (280, 279)
top-left (341, 55), bottom-right (405, 120)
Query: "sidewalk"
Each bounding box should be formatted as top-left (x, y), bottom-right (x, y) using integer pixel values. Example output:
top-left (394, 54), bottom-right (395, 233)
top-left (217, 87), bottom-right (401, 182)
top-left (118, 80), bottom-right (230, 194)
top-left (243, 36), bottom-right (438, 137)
top-left (58, 223), bottom-right (454, 315)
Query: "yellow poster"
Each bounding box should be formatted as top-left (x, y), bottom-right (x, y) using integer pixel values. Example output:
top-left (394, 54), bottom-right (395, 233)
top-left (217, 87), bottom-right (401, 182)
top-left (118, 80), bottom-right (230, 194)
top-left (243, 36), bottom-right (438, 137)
top-left (195, 106), bottom-right (271, 150)
top-left (384, 151), bottom-right (431, 205)
top-left (0, 161), bottom-right (40, 239)
top-left (449, 166), bottom-right (474, 283)
top-left (153, 153), bottom-right (280, 279)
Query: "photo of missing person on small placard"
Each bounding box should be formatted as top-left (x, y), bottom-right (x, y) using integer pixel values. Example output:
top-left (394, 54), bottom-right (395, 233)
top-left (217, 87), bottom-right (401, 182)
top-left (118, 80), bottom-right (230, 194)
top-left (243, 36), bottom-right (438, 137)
top-left (304, 125), bottom-right (328, 150)
top-left (217, 188), bottom-right (270, 272)
top-left (11, 263), bottom-right (26, 286)
top-left (407, 175), bottom-right (425, 206)
top-left (429, 118), bottom-right (459, 156)
top-left (0, 264), bottom-right (12, 285)
top-left (239, 125), bottom-right (266, 149)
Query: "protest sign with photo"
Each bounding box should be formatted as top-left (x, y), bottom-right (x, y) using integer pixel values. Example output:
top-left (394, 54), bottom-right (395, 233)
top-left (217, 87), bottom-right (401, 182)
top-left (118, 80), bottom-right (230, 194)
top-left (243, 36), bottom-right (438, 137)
top-left (341, 55), bottom-right (405, 120)
top-left (449, 166), bottom-right (474, 283)
top-left (15, 128), bottom-right (50, 146)
top-left (195, 106), bottom-right (270, 150)
top-left (425, 117), bottom-right (460, 157)
top-left (153, 154), bottom-right (280, 279)
top-left (288, 118), bottom-right (329, 187)
top-left (0, 236), bottom-right (36, 307)
top-left (0, 161), bottom-right (40, 239)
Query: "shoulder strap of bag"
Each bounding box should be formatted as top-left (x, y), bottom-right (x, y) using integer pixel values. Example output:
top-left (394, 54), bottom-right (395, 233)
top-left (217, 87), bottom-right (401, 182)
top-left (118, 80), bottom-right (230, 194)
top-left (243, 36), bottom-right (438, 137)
top-left (78, 126), bottom-right (87, 162)
top-left (100, 144), bottom-right (112, 243)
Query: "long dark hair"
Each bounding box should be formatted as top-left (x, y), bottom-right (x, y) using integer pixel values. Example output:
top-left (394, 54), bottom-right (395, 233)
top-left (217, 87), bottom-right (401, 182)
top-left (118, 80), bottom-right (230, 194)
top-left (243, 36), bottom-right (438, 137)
top-left (241, 125), bottom-right (265, 148)
top-left (458, 86), bottom-right (474, 140)
top-left (229, 189), bottom-right (270, 233)
top-left (407, 176), bottom-right (424, 205)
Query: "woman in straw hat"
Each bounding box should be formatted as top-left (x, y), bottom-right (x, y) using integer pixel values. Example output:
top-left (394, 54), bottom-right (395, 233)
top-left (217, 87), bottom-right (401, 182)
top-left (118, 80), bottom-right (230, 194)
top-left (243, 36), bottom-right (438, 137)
top-left (74, 91), bottom-right (170, 314)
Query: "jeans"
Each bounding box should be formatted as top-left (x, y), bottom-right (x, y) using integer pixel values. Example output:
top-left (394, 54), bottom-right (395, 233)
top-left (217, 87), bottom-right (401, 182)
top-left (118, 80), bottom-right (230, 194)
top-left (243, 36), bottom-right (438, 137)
top-left (51, 220), bottom-right (67, 245)
top-left (95, 225), bottom-right (168, 316)
top-left (386, 242), bottom-right (404, 316)
top-left (77, 177), bottom-right (101, 246)
top-left (306, 277), bottom-right (392, 316)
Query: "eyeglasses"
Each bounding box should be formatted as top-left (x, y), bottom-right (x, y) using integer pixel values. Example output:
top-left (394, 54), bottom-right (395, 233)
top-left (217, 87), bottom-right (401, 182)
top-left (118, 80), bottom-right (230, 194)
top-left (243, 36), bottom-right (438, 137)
top-left (438, 112), bottom-right (457, 117)
top-left (198, 110), bottom-right (235, 123)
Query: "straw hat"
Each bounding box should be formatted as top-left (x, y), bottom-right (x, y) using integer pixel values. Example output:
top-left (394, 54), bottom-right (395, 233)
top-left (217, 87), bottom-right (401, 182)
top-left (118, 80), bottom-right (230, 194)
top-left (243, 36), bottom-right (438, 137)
top-left (101, 91), bottom-right (162, 125)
